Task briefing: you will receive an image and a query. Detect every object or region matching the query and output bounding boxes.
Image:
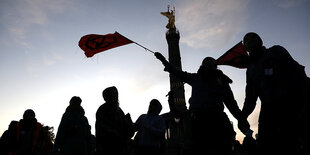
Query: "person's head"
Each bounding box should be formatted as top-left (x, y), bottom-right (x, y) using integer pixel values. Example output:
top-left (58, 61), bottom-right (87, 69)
top-left (147, 99), bottom-right (162, 115)
top-left (69, 96), bottom-right (82, 106)
top-left (198, 56), bottom-right (217, 75)
top-left (23, 109), bottom-right (35, 120)
top-left (243, 32), bottom-right (263, 61)
top-left (102, 86), bottom-right (119, 105)
top-left (66, 96), bottom-right (85, 115)
top-left (201, 57), bottom-right (217, 70)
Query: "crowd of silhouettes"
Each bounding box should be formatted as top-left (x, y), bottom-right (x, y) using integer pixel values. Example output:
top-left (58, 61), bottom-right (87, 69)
top-left (0, 32), bottom-right (309, 155)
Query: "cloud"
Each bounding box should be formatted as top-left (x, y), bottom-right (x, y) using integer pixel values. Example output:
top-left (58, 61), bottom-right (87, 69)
top-left (43, 52), bottom-right (64, 66)
top-left (176, 0), bottom-right (248, 50)
top-left (2, 0), bottom-right (72, 47)
top-left (272, 0), bottom-right (310, 9)
top-left (8, 27), bottom-right (30, 47)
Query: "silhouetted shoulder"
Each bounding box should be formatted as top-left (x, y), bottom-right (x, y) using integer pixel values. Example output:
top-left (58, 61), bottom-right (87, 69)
top-left (269, 45), bottom-right (292, 59)
top-left (270, 45), bottom-right (286, 50)
top-left (217, 70), bottom-right (233, 84)
top-left (9, 121), bottom-right (19, 129)
top-left (269, 45), bottom-right (305, 71)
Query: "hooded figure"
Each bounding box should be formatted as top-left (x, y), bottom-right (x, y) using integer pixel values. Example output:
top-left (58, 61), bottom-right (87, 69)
top-left (53, 96), bottom-right (92, 155)
top-left (95, 86), bottom-right (134, 155)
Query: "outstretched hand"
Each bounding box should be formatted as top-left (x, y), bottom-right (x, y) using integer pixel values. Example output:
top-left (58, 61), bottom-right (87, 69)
top-left (154, 52), bottom-right (171, 72)
top-left (154, 52), bottom-right (167, 63)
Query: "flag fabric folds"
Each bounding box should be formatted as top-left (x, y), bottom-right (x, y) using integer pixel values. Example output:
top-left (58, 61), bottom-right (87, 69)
top-left (79, 32), bottom-right (133, 57)
top-left (216, 41), bottom-right (249, 68)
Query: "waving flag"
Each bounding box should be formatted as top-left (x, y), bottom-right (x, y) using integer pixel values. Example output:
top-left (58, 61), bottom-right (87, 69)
top-left (216, 41), bottom-right (249, 68)
top-left (79, 32), bottom-right (133, 57)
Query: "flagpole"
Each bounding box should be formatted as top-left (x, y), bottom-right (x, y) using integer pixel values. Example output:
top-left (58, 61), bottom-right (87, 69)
top-left (133, 42), bottom-right (155, 54)
top-left (116, 31), bottom-right (155, 54)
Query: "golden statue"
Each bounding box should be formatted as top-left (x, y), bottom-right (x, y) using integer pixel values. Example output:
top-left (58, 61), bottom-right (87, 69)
top-left (161, 6), bottom-right (176, 29)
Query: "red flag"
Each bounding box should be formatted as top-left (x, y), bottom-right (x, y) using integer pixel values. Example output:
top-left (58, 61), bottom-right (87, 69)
top-left (79, 32), bottom-right (133, 57)
top-left (216, 41), bottom-right (249, 68)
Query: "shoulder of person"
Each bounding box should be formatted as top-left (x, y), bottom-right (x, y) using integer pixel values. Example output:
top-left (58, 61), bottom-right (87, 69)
top-left (111, 107), bottom-right (125, 118)
top-left (97, 103), bottom-right (109, 112)
top-left (8, 120), bottom-right (19, 131)
top-left (9, 120), bottom-right (19, 126)
top-left (268, 45), bottom-right (290, 57)
top-left (96, 104), bottom-right (108, 118)
top-left (139, 114), bottom-right (147, 118)
top-left (269, 45), bottom-right (286, 50)
top-left (156, 115), bottom-right (165, 122)
top-left (217, 70), bottom-right (233, 84)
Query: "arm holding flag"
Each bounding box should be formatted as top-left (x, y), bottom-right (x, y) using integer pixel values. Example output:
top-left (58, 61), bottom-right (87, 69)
top-left (154, 52), bottom-right (193, 84)
top-left (154, 52), bottom-right (175, 73)
top-left (154, 52), bottom-right (169, 66)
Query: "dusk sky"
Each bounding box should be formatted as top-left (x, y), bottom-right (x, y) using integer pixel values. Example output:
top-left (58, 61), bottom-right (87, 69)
top-left (1, 0), bottom-right (309, 142)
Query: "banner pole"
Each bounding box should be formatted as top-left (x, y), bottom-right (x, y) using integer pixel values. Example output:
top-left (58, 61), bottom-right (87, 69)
top-left (133, 42), bottom-right (155, 54)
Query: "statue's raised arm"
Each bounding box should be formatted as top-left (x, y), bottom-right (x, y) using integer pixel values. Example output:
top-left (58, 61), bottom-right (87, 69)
top-left (160, 6), bottom-right (176, 29)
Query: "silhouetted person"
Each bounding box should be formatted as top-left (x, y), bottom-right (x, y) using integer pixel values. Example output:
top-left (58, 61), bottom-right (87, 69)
top-left (52, 96), bottom-right (92, 155)
top-left (241, 32), bottom-right (309, 155)
top-left (133, 99), bottom-right (166, 155)
top-left (0, 109), bottom-right (54, 155)
top-left (155, 53), bottom-right (250, 155)
top-left (96, 86), bottom-right (134, 155)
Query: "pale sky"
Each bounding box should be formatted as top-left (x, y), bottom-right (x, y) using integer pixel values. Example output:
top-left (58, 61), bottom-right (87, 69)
top-left (1, 0), bottom-right (309, 143)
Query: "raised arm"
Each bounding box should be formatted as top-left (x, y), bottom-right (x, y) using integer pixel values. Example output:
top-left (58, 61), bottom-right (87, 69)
top-left (154, 52), bottom-right (194, 84)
